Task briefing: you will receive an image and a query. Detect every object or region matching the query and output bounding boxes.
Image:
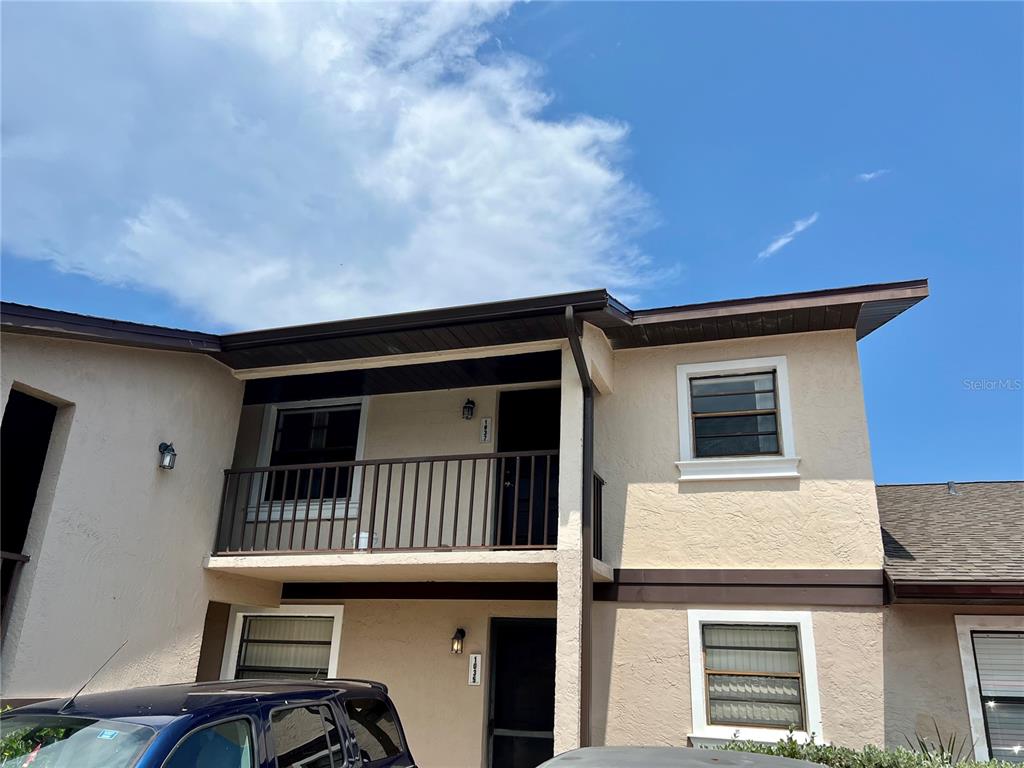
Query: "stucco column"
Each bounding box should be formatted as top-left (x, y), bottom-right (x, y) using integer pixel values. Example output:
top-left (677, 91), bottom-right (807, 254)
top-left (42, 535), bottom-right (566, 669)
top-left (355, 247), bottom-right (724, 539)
top-left (554, 344), bottom-right (584, 753)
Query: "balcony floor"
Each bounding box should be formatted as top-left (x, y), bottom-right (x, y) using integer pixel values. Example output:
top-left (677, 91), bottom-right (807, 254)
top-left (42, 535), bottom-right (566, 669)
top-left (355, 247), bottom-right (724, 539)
top-left (204, 548), bottom-right (560, 583)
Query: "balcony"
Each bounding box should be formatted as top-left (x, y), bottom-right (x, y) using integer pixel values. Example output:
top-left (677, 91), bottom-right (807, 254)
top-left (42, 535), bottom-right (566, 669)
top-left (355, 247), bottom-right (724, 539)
top-left (215, 450), bottom-right (560, 555)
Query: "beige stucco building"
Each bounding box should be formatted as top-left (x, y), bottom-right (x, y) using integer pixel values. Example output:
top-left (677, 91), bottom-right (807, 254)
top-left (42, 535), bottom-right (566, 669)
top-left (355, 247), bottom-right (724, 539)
top-left (2, 279), bottom-right (1021, 768)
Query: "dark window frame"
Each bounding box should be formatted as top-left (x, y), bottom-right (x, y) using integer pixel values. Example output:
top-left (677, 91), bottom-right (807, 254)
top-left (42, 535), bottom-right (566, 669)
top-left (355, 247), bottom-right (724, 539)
top-left (689, 371), bottom-right (781, 459)
top-left (701, 622), bottom-right (807, 731)
top-left (234, 614), bottom-right (334, 680)
top-left (970, 629), bottom-right (1024, 762)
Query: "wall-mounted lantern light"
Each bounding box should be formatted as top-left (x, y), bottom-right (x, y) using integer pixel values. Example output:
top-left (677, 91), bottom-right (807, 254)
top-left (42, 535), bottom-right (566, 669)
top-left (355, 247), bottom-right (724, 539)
top-left (450, 627), bottom-right (466, 655)
top-left (461, 399), bottom-right (476, 420)
top-left (158, 442), bottom-right (177, 470)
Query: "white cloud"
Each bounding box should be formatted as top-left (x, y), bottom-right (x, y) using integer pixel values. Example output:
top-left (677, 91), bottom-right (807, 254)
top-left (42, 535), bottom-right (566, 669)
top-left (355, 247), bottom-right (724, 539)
top-left (856, 169), bottom-right (890, 182)
top-left (756, 212), bottom-right (820, 261)
top-left (1, 2), bottom-right (657, 330)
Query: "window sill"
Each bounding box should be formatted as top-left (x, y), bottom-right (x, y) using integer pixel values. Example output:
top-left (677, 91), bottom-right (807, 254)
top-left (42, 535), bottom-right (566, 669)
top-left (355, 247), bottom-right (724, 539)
top-left (676, 455), bottom-right (800, 482)
top-left (688, 728), bottom-right (815, 748)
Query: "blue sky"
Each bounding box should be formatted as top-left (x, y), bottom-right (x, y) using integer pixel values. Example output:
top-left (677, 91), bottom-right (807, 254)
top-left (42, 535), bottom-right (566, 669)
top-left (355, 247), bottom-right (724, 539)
top-left (2, 2), bottom-right (1021, 482)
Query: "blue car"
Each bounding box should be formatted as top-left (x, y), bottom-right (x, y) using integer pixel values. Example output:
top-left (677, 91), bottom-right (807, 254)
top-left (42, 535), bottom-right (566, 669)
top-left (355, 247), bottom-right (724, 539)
top-left (0, 679), bottom-right (415, 768)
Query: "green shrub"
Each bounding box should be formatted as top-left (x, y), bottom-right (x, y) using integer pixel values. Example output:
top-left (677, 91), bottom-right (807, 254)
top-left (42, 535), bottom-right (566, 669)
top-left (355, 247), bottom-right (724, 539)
top-left (712, 731), bottom-right (1016, 768)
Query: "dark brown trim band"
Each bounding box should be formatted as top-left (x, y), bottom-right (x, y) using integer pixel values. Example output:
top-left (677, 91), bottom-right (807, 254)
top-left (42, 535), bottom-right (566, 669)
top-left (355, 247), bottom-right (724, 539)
top-left (281, 581), bottom-right (558, 601)
top-left (887, 579), bottom-right (1024, 605)
top-left (595, 569), bottom-right (885, 606)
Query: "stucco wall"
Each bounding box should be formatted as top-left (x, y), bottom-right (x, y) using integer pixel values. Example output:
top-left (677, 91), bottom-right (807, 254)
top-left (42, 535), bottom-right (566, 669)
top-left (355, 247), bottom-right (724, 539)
top-left (327, 598), bottom-right (556, 768)
top-left (591, 603), bottom-right (885, 749)
top-left (593, 330), bottom-right (883, 569)
top-left (883, 604), bottom-right (1024, 749)
top-left (0, 334), bottom-right (276, 697)
top-left (230, 387), bottom-right (560, 550)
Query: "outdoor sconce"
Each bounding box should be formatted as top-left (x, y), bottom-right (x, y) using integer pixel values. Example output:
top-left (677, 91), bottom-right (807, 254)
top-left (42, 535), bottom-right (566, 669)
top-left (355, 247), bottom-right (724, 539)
top-left (461, 399), bottom-right (476, 420)
top-left (450, 627), bottom-right (466, 655)
top-left (158, 442), bottom-right (177, 470)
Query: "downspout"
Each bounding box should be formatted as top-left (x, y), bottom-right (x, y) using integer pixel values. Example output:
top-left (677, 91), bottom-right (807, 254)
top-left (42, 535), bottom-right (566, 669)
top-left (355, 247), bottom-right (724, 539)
top-left (564, 306), bottom-right (593, 747)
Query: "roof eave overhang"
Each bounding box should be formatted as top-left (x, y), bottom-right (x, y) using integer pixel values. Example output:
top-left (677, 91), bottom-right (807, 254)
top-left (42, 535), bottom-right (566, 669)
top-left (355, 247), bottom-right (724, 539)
top-left (885, 575), bottom-right (1024, 605)
top-left (1, 278), bottom-right (930, 370)
top-left (0, 303), bottom-right (221, 354)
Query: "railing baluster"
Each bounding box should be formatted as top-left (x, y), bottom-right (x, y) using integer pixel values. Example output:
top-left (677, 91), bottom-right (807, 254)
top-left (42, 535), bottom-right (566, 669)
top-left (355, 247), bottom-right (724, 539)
top-left (452, 459), bottom-right (462, 548)
top-left (324, 466), bottom-right (340, 552)
top-left (511, 456), bottom-right (521, 547)
top-left (495, 456), bottom-right (506, 548)
top-left (423, 461), bottom-right (434, 548)
top-left (437, 460), bottom-right (448, 548)
top-left (466, 458), bottom-right (477, 549)
top-left (352, 465), bottom-right (368, 551)
top-left (341, 465), bottom-right (356, 551)
top-left (367, 464), bottom-right (380, 552)
top-left (221, 472), bottom-right (238, 552)
top-left (261, 470), bottom-right (275, 552)
top-left (542, 456), bottom-right (551, 547)
top-left (381, 463), bottom-right (393, 550)
top-left (395, 463), bottom-right (407, 551)
top-left (301, 468), bottom-right (315, 550)
top-left (286, 468), bottom-right (303, 551)
top-left (409, 462), bottom-right (421, 549)
top-left (527, 455), bottom-right (536, 547)
top-left (482, 457), bottom-right (492, 547)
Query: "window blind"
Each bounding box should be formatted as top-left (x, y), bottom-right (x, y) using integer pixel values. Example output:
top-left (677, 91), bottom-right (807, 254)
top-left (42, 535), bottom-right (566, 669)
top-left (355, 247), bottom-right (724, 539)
top-left (235, 615), bottom-right (333, 680)
top-left (702, 624), bottom-right (805, 729)
top-left (974, 631), bottom-right (1024, 763)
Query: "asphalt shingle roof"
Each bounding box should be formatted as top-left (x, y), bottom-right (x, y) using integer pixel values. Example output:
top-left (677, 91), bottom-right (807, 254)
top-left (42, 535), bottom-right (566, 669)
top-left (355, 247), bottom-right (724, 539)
top-left (877, 481), bottom-right (1023, 582)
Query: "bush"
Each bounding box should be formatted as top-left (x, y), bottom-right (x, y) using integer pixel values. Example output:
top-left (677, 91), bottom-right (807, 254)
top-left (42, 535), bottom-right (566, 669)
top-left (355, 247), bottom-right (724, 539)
top-left (712, 731), bottom-right (1016, 768)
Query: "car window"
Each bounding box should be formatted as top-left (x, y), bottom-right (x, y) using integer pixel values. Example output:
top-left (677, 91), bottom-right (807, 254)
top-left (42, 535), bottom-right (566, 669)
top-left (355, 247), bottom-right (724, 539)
top-left (343, 698), bottom-right (402, 763)
top-left (271, 705), bottom-right (334, 768)
top-left (164, 719), bottom-right (254, 768)
top-left (0, 714), bottom-right (154, 768)
top-left (321, 705), bottom-right (345, 766)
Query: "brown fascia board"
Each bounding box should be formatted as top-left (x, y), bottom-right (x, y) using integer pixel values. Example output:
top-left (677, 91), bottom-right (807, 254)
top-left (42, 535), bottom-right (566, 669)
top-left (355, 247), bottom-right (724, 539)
top-left (218, 289), bottom-right (615, 351)
top-left (887, 578), bottom-right (1024, 605)
top-left (630, 278), bottom-right (928, 329)
top-left (0, 279), bottom-right (929, 360)
top-left (0, 302), bottom-right (221, 354)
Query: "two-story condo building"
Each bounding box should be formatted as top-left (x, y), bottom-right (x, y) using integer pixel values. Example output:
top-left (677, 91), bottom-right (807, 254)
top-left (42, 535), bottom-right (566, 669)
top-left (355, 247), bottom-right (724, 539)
top-left (1, 279), bottom-right (1021, 768)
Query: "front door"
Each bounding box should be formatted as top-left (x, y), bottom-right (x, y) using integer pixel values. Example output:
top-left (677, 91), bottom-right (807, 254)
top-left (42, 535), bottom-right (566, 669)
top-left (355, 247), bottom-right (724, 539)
top-left (495, 389), bottom-right (560, 546)
top-left (487, 618), bottom-right (556, 768)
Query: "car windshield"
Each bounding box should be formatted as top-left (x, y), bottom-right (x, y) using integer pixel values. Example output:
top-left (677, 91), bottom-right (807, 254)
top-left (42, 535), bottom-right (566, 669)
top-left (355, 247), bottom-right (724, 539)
top-left (0, 713), bottom-right (154, 768)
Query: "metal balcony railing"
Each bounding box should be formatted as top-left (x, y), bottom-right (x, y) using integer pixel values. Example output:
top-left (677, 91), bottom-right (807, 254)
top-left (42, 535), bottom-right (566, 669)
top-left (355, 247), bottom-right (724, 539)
top-left (215, 450), bottom-right (560, 554)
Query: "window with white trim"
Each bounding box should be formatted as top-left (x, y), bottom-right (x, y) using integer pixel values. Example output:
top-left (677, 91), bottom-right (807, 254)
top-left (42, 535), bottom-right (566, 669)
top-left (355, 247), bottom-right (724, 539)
top-left (956, 616), bottom-right (1024, 763)
top-left (221, 605), bottom-right (343, 681)
top-left (676, 357), bottom-right (799, 482)
top-left (973, 632), bottom-right (1024, 763)
top-left (690, 372), bottom-right (780, 458)
top-left (702, 623), bottom-right (805, 729)
top-left (688, 609), bottom-right (822, 743)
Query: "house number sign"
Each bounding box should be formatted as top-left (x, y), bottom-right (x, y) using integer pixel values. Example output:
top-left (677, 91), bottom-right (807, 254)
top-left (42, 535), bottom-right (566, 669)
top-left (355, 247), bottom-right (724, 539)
top-left (468, 653), bottom-right (482, 686)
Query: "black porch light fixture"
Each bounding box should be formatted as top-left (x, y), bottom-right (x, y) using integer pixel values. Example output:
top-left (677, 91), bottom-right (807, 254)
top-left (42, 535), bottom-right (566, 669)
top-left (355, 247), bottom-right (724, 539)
top-left (450, 627), bottom-right (466, 655)
top-left (461, 399), bottom-right (476, 420)
top-left (158, 442), bottom-right (177, 470)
